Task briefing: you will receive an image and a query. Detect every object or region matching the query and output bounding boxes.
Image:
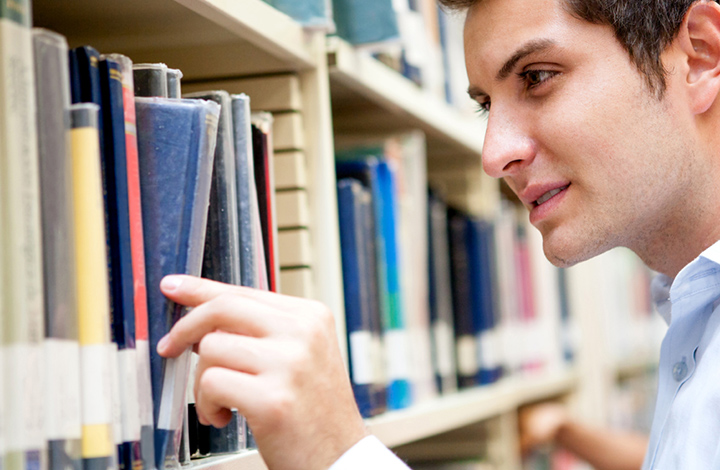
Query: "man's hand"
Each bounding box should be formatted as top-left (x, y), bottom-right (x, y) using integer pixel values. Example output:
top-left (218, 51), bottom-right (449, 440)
top-left (518, 402), bottom-right (569, 455)
top-left (157, 275), bottom-right (369, 470)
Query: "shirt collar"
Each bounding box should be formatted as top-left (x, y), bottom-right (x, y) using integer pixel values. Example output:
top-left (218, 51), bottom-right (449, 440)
top-left (651, 239), bottom-right (720, 326)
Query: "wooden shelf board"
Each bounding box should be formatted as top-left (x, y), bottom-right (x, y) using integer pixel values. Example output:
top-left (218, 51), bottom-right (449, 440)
top-left (367, 369), bottom-right (577, 448)
top-left (191, 450), bottom-right (267, 470)
top-left (33, 0), bottom-right (316, 79)
top-left (176, 370), bottom-right (576, 470)
top-left (328, 37), bottom-right (486, 164)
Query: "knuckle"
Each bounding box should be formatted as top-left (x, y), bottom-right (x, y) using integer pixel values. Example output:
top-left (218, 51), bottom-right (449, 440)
top-left (264, 390), bottom-right (294, 424)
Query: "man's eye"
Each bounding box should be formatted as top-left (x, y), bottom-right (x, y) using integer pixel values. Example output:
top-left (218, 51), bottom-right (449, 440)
top-left (519, 69), bottom-right (558, 89)
top-left (476, 99), bottom-right (491, 114)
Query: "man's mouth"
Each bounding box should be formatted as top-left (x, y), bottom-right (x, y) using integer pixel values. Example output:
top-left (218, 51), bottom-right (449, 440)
top-left (534, 184), bottom-right (569, 207)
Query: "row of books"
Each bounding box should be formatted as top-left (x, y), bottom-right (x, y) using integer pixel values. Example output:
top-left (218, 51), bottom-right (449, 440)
top-left (263, 0), bottom-right (473, 114)
top-left (333, 133), bottom-right (576, 418)
top-left (1, 5), bottom-right (285, 468)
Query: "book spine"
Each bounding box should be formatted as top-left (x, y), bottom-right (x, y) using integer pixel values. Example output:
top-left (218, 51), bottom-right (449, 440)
top-left (132, 64), bottom-right (168, 98)
top-left (106, 52), bottom-right (156, 470)
top-left (98, 57), bottom-right (143, 470)
top-left (1, 3), bottom-right (47, 469)
top-left (427, 194), bottom-right (457, 394)
top-left (165, 68), bottom-right (182, 99)
top-left (375, 162), bottom-right (411, 410)
top-left (186, 90), bottom-right (244, 455)
top-left (359, 189), bottom-right (388, 416)
top-left (70, 103), bottom-right (115, 470)
top-left (32, 27), bottom-right (83, 470)
top-left (447, 210), bottom-right (477, 388)
top-left (337, 179), bottom-right (375, 418)
top-left (231, 95), bottom-right (260, 289)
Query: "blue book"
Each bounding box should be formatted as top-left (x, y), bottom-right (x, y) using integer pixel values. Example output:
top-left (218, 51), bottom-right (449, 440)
top-left (135, 97), bottom-right (219, 470)
top-left (331, 0), bottom-right (399, 45)
top-left (69, 46), bottom-right (104, 153)
top-left (99, 56), bottom-right (143, 470)
top-left (336, 158), bottom-right (411, 410)
top-left (447, 209), bottom-right (477, 388)
top-left (185, 90), bottom-right (244, 455)
top-left (337, 179), bottom-right (375, 417)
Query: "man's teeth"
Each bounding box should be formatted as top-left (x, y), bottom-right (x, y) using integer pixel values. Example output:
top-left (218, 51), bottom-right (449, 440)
top-left (536, 186), bottom-right (568, 206)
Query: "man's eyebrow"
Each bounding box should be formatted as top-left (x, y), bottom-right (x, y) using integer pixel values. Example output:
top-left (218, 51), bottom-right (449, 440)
top-left (466, 38), bottom-right (558, 101)
top-left (496, 38), bottom-right (557, 81)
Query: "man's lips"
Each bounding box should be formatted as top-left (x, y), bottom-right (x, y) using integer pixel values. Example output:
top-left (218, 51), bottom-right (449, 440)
top-left (519, 182), bottom-right (571, 208)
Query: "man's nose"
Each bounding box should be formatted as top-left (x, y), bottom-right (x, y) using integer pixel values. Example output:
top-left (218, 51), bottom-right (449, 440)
top-left (481, 110), bottom-right (536, 179)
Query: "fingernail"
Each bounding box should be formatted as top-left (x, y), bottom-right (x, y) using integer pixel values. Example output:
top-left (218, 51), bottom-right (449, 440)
top-left (157, 334), bottom-right (170, 353)
top-left (161, 275), bottom-right (183, 292)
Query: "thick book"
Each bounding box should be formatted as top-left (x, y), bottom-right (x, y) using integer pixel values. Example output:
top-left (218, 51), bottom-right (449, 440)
top-left (135, 97), bottom-right (219, 470)
top-left (251, 113), bottom-right (280, 292)
top-left (447, 208), bottom-right (477, 388)
top-left (185, 90), bottom-right (244, 455)
top-left (336, 158), bottom-right (412, 410)
top-left (331, 0), bottom-right (399, 45)
top-left (427, 192), bottom-right (457, 394)
top-left (33, 28), bottom-right (83, 470)
top-left (70, 103), bottom-right (116, 470)
top-left (231, 95), bottom-right (264, 289)
top-left (337, 179), bottom-right (376, 418)
top-left (98, 56), bottom-right (144, 470)
top-left (1, 4), bottom-right (46, 470)
top-left (133, 63), bottom-right (168, 98)
top-left (105, 52), bottom-right (157, 470)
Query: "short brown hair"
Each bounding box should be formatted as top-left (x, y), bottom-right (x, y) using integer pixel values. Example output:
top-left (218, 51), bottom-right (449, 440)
top-left (440, 0), bottom-right (718, 96)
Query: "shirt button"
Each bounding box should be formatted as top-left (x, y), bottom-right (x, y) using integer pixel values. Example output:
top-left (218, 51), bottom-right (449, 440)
top-left (672, 361), bottom-right (688, 382)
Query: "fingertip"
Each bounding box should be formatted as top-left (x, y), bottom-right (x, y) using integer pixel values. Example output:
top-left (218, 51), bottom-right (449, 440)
top-left (156, 334), bottom-right (170, 356)
top-left (161, 275), bottom-right (184, 293)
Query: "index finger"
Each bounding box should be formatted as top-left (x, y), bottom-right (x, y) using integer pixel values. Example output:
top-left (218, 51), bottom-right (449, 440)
top-left (157, 294), bottom-right (281, 358)
top-left (160, 274), bottom-right (304, 310)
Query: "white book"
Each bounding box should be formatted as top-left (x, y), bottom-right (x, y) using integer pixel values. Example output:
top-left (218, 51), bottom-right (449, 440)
top-left (1, 6), bottom-right (47, 468)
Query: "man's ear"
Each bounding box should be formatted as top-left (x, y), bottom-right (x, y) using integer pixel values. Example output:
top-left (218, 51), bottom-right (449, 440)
top-left (679, 2), bottom-right (720, 114)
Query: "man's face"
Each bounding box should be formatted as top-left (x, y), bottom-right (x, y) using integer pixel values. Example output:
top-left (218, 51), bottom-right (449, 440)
top-left (465, 0), bottom-right (699, 267)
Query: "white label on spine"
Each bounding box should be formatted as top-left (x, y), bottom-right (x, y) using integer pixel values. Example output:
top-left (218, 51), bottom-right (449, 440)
top-left (479, 329), bottom-right (502, 370)
top-left (5, 343), bottom-right (45, 451)
top-left (371, 334), bottom-right (386, 385)
top-left (44, 339), bottom-right (82, 440)
top-left (80, 343), bottom-right (113, 426)
top-left (135, 340), bottom-right (155, 427)
top-left (348, 331), bottom-right (374, 385)
top-left (384, 329), bottom-right (410, 380)
top-left (119, 348), bottom-right (142, 442)
top-left (109, 344), bottom-right (123, 444)
top-left (433, 321), bottom-right (454, 376)
top-left (456, 335), bottom-right (478, 376)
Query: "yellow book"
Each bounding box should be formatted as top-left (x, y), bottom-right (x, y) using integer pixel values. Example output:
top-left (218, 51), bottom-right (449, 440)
top-left (69, 103), bottom-right (115, 466)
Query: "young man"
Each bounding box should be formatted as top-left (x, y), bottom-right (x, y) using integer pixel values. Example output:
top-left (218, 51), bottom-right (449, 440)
top-left (158, 0), bottom-right (720, 468)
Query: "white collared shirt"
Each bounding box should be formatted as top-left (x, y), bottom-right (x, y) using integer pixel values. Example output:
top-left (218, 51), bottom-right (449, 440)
top-left (643, 241), bottom-right (720, 469)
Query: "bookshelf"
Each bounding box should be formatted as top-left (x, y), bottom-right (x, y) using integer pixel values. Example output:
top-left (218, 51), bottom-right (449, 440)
top-left (24, 0), bottom-right (660, 469)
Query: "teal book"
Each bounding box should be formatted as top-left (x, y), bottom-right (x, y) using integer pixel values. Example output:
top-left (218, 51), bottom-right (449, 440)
top-left (331, 0), bottom-right (399, 45)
